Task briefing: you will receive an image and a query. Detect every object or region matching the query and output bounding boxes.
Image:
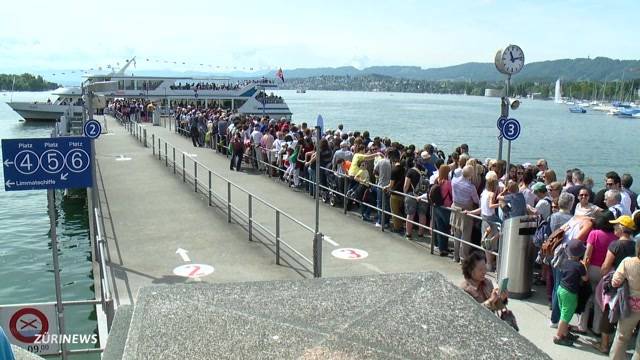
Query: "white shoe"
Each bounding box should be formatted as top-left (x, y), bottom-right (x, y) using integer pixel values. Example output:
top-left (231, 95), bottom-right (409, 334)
top-left (375, 223), bottom-right (382, 228)
top-left (549, 321), bottom-right (558, 329)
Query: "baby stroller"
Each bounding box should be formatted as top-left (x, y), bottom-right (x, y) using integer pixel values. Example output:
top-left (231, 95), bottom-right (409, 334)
top-left (324, 171), bottom-right (345, 207)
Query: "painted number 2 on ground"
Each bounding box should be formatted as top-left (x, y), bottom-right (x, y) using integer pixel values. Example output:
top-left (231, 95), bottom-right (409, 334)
top-left (173, 264), bottom-right (215, 278)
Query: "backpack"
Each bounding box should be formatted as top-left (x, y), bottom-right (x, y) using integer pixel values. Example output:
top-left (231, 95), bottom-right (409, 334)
top-left (412, 170), bottom-right (430, 196)
top-left (429, 183), bottom-right (444, 206)
top-left (540, 227), bottom-right (565, 258)
top-left (533, 217), bottom-right (552, 248)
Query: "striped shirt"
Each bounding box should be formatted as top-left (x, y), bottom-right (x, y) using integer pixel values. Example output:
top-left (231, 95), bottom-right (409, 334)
top-left (451, 176), bottom-right (479, 208)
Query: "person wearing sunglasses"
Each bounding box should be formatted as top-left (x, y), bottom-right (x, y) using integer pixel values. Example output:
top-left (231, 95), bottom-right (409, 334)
top-left (575, 188), bottom-right (601, 217)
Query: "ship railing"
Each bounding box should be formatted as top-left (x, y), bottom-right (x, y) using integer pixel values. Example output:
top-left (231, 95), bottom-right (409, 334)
top-left (123, 121), bottom-right (321, 277)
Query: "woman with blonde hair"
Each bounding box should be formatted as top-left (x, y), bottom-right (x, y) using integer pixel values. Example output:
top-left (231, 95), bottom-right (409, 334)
top-left (466, 171), bottom-right (500, 270)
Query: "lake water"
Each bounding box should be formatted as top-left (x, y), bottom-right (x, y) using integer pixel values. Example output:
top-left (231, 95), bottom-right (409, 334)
top-left (0, 91), bottom-right (98, 359)
top-left (0, 89), bottom-right (638, 358)
top-left (278, 90), bottom-right (640, 188)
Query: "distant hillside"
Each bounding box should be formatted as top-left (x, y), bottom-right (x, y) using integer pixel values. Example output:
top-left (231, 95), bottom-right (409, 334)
top-left (0, 73), bottom-right (60, 91)
top-left (278, 57), bottom-right (640, 82)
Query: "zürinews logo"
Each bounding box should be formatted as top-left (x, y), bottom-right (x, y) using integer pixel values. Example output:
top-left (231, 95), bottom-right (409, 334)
top-left (34, 333), bottom-right (98, 345)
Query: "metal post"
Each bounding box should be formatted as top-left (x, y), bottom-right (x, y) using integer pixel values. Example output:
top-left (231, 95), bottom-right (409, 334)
top-left (380, 189), bottom-right (386, 232)
top-left (506, 140), bottom-right (512, 181)
top-left (313, 232), bottom-right (322, 278)
top-left (227, 182), bottom-right (232, 223)
top-left (194, 161), bottom-right (198, 193)
top-left (275, 211), bottom-right (281, 265)
top-left (248, 195), bottom-right (253, 241)
top-left (313, 125), bottom-right (322, 278)
top-left (343, 176), bottom-right (349, 214)
top-left (498, 75), bottom-right (511, 161)
top-left (208, 170), bottom-right (212, 206)
top-left (173, 148), bottom-right (176, 174)
top-left (158, 138), bottom-right (161, 161)
top-left (48, 190), bottom-right (67, 360)
top-left (429, 204), bottom-right (435, 255)
top-left (143, 129), bottom-right (147, 147)
top-left (152, 134), bottom-right (155, 156)
top-left (182, 153), bottom-right (186, 183)
top-left (165, 143), bottom-right (168, 167)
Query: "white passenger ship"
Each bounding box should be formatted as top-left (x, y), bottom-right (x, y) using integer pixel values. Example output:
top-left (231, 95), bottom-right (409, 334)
top-left (8, 57), bottom-right (292, 121)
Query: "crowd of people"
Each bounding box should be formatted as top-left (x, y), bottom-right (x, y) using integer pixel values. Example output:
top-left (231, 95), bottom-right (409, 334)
top-left (169, 78), bottom-right (274, 91)
top-left (108, 99), bottom-right (157, 122)
top-left (148, 104), bottom-right (640, 356)
top-left (255, 91), bottom-right (284, 104)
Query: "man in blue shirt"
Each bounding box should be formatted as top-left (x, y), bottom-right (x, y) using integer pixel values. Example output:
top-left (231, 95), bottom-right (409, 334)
top-left (0, 326), bottom-right (16, 360)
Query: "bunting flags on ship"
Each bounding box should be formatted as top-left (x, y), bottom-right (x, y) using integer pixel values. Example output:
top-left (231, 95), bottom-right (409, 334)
top-left (41, 56), bottom-right (283, 81)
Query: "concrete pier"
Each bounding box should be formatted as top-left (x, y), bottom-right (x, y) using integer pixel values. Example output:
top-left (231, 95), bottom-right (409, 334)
top-left (93, 115), bottom-right (609, 359)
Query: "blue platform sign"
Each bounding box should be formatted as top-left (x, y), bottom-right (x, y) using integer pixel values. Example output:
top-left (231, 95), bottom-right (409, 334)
top-left (2, 137), bottom-right (93, 191)
top-left (497, 116), bottom-right (507, 130)
top-left (501, 118), bottom-right (521, 141)
top-left (84, 119), bottom-right (102, 139)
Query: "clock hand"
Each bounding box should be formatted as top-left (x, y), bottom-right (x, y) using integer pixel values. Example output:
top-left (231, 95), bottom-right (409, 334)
top-left (513, 56), bottom-right (524, 61)
top-left (510, 51), bottom-right (514, 62)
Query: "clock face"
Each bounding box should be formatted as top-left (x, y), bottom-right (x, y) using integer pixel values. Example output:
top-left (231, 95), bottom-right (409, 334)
top-left (501, 45), bottom-right (525, 74)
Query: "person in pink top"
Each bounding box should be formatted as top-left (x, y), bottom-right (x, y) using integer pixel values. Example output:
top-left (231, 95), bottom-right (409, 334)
top-left (581, 211), bottom-right (617, 335)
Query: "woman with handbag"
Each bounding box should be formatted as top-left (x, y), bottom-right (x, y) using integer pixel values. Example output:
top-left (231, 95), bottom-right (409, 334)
top-left (602, 216), bottom-right (638, 358)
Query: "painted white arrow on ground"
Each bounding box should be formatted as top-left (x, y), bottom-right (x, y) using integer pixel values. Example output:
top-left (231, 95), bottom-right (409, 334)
top-left (60, 172), bottom-right (68, 181)
top-left (3, 159), bottom-right (13, 167)
top-left (5, 180), bottom-right (15, 188)
top-left (176, 248), bottom-right (191, 262)
top-left (323, 235), bottom-right (339, 247)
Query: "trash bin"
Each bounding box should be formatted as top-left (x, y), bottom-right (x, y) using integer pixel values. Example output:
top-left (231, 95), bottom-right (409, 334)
top-left (497, 215), bottom-right (538, 299)
top-left (152, 111), bottom-right (160, 126)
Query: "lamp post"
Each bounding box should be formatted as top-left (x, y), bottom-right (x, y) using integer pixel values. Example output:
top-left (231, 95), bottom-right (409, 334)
top-left (313, 114), bottom-right (323, 278)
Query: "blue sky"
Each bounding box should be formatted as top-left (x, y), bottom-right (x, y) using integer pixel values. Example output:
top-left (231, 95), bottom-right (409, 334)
top-left (0, 0), bottom-right (638, 75)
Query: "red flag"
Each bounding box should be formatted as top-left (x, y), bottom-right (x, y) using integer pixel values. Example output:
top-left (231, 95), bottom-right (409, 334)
top-left (276, 68), bottom-right (284, 82)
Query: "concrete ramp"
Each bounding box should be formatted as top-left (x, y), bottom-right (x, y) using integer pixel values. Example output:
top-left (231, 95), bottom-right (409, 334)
top-left (107, 272), bottom-right (549, 359)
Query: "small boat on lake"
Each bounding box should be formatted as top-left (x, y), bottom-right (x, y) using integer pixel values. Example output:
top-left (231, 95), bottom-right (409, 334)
top-left (569, 107), bottom-right (587, 113)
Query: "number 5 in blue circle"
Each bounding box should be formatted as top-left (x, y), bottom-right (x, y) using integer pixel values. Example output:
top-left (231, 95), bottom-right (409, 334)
top-left (502, 118), bottom-right (521, 141)
top-left (84, 120), bottom-right (102, 139)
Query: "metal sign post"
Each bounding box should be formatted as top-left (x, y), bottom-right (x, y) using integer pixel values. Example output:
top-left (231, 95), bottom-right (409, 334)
top-left (2, 137), bottom-right (93, 359)
top-left (313, 115), bottom-right (323, 278)
top-left (47, 189), bottom-right (67, 360)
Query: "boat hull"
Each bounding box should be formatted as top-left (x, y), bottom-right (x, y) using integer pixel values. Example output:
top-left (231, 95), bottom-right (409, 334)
top-left (7, 102), bottom-right (83, 121)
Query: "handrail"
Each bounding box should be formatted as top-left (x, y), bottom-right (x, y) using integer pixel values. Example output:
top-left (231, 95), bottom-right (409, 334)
top-left (133, 129), bottom-right (319, 275)
top-left (94, 208), bottom-right (112, 309)
top-left (243, 144), bottom-right (501, 258)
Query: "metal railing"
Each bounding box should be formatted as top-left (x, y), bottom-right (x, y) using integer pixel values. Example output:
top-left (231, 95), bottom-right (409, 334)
top-left (94, 207), bottom-right (115, 329)
top-left (122, 120), bottom-right (322, 277)
top-left (244, 144), bottom-right (501, 258)
top-left (132, 117), bottom-right (502, 270)
top-left (165, 120), bottom-right (502, 261)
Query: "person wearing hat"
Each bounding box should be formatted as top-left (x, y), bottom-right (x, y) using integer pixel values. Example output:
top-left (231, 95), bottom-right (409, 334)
top-left (596, 215), bottom-right (637, 353)
top-left (553, 239), bottom-right (588, 346)
top-left (609, 220), bottom-right (640, 359)
top-left (529, 182), bottom-right (552, 220)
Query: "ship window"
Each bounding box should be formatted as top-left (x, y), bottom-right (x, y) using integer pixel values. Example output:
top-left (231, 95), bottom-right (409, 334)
top-left (234, 99), bottom-right (246, 108)
top-left (125, 80), bottom-right (135, 90)
top-left (118, 80), bottom-right (124, 90)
